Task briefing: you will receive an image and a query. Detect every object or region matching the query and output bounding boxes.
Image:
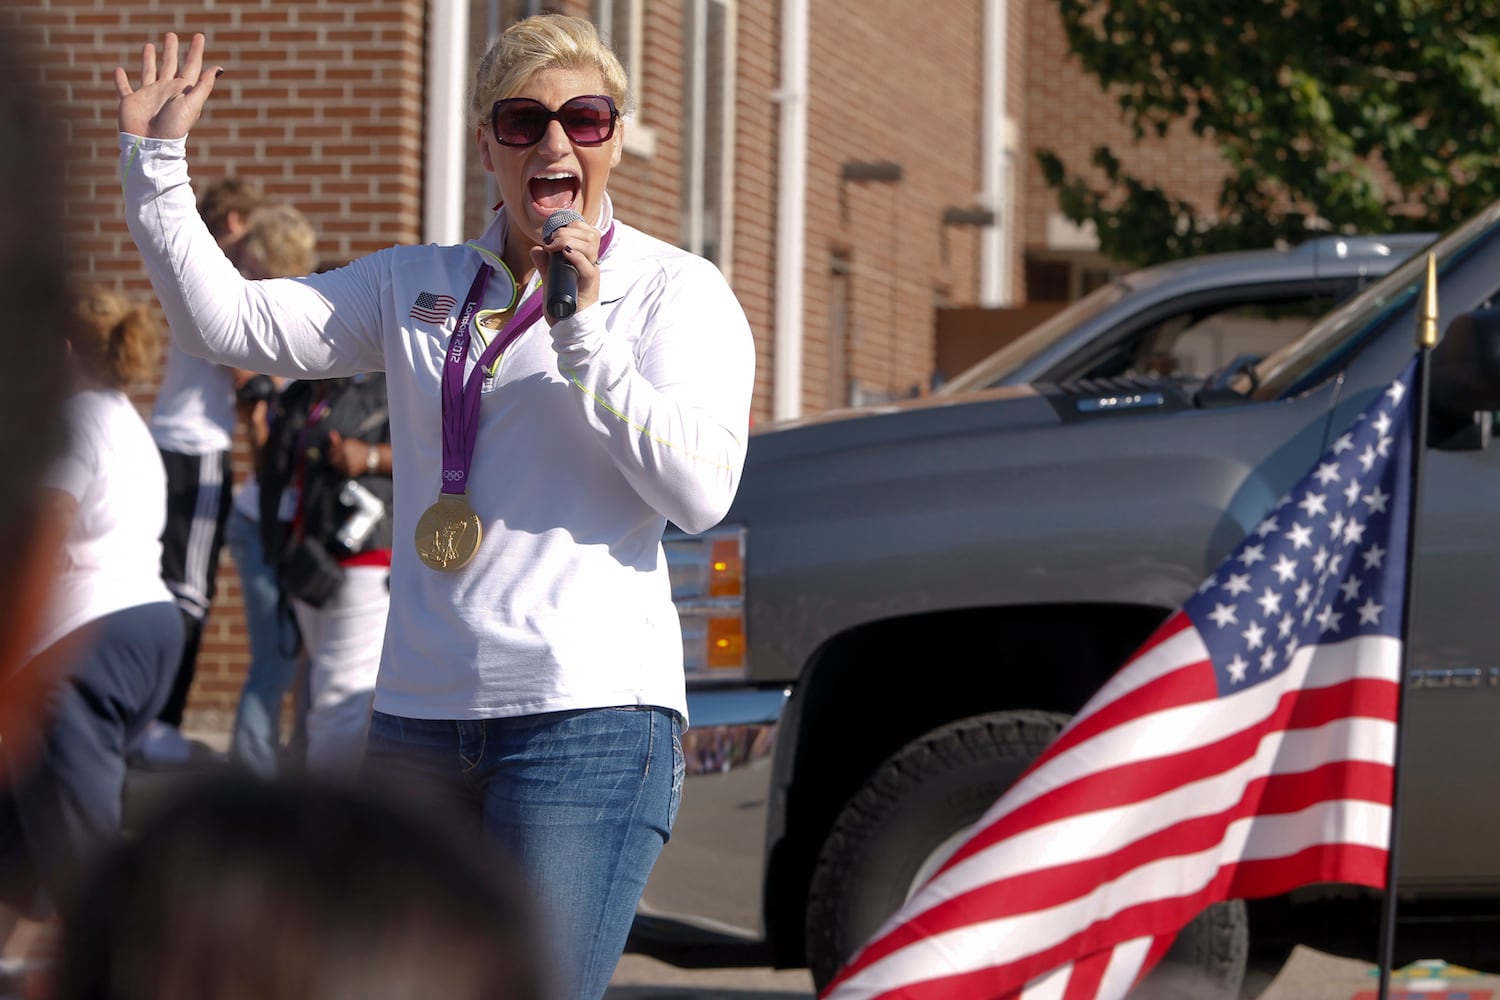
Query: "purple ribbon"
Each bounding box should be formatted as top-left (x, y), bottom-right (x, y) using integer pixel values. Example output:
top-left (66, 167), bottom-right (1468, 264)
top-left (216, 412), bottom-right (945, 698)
top-left (439, 224), bottom-right (615, 496)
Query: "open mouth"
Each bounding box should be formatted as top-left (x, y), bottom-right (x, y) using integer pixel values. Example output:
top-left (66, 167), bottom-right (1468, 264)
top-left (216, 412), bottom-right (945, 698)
top-left (529, 172), bottom-right (580, 212)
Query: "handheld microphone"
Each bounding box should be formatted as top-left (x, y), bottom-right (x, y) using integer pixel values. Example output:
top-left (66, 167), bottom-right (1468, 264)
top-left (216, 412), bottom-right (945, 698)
top-left (542, 209), bottom-right (585, 321)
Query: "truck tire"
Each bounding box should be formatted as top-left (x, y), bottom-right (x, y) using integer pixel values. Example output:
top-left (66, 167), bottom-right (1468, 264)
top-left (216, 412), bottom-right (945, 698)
top-left (804, 710), bottom-right (1247, 998)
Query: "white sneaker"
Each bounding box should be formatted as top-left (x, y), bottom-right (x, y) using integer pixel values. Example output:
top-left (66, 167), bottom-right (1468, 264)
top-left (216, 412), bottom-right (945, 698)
top-left (133, 721), bottom-right (193, 766)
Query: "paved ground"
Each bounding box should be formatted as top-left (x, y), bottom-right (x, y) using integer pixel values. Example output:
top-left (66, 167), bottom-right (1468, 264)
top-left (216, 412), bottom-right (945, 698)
top-left (607, 953), bottom-right (814, 999)
top-left (607, 948), bottom-right (1500, 999)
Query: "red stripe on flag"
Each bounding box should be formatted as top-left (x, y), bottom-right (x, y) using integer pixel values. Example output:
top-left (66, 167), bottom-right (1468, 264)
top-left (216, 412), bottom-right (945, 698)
top-left (823, 842), bottom-right (1388, 1000)
top-left (1039, 615), bottom-right (1206, 759)
top-left (943, 673), bottom-right (1397, 874)
top-left (837, 758), bottom-right (1392, 974)
top-left (1060, 948), bottom-right (1109, 1000)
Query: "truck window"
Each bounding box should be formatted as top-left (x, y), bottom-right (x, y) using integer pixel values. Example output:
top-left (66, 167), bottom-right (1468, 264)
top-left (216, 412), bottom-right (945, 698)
top-left (1059, 293), bottom-right (1342, 383)
top-left (1254, 203), bottom-right (1500, 401)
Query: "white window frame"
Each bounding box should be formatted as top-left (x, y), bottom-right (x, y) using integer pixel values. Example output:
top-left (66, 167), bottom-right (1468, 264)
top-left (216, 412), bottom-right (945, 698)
top-left (482, 0), bottom-right (545, 42)
top-left (681, 0), bottom-right (736, 273)
top-left (593, 0), bottom-right (657, 158)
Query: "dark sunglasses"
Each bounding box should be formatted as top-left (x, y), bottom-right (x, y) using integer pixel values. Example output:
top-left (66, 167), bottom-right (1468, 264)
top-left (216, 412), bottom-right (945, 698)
top-left (489, 94), bottom-right (619, 147)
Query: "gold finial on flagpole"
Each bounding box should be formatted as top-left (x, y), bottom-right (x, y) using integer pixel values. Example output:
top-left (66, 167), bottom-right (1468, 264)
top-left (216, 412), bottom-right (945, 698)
top-left (1418, 252), bottom-right (1438, 349)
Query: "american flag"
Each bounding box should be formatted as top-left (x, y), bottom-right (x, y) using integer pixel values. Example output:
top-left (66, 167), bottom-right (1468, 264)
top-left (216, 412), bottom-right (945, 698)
top-left (823, 359), bottom-right (1419, 1000)
top-left (409, 290), bottom-right (457, 324)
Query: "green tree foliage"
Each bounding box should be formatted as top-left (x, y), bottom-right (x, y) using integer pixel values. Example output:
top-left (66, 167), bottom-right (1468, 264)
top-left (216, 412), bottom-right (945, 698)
top-left (1038, 1), bottom-right (1500, 267)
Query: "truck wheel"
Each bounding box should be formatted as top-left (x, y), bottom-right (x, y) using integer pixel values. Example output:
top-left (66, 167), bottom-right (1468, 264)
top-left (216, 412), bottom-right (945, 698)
top-left (804, 710), bottom-right (1247, 998)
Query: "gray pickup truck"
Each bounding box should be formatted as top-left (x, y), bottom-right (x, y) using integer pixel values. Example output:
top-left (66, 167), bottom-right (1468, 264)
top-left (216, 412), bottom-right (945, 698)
top-left (636, 206), bottom-right (1500, 996)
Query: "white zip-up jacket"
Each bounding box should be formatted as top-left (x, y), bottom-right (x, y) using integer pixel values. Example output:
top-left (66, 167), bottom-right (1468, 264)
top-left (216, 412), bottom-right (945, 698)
top-left (122, 134), bottom-right (755, 723)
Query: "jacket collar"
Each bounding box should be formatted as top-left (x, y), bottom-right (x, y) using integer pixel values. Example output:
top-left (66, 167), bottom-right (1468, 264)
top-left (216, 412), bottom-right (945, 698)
top-left (467, 193), bottom-right (617, 285)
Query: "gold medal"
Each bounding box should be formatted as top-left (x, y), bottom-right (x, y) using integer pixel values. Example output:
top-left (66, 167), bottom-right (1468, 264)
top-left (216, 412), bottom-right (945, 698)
top-left (414, 493), bottom-right (483, 571)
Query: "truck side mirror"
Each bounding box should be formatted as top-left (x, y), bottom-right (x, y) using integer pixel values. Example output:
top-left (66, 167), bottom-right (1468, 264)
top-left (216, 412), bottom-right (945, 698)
top-left (1429, 307), bottom-right (1500, 449)
top-left (1433, 307), bottom-right (1500, 411)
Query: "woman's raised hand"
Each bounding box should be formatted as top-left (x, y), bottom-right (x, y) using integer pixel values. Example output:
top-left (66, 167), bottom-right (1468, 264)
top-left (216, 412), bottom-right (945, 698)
top-left (114, 32), bottom-right (221, 139)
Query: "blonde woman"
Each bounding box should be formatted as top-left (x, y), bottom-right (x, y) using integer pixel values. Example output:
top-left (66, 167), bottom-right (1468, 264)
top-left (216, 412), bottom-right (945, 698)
top-left (0, 286), bottom-right (180, 945)
top-left (117, 16), bottom-right (755, 997)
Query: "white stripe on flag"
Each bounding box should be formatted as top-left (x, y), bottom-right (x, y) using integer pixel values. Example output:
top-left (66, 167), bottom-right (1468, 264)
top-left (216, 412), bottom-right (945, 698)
top-left (1018, 959), bottom-right (1069, 1000)
top-left (917, 714), bottom-right (1393, 907)
top-left (1077, 623), bottom-right (1208, 708)
top-left (1096, 937), bottom-right (1152, 999)
top-left (987, 635), bottom-right (1401, 831)
top-left (834, 797), bottom-right (1391, 997)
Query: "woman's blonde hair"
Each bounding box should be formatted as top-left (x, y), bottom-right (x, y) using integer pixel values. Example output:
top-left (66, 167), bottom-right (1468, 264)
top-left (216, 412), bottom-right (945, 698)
top-left (67, 285), bottom-right (159, 391)
top-left (242, 203), bottom-right (318, 279)
top-left (469, 13), bottom-right (629, 129)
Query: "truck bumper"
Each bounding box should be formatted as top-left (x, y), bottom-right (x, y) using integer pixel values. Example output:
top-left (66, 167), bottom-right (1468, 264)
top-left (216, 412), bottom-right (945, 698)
top-left (633, 686), bottom-right (791, 946)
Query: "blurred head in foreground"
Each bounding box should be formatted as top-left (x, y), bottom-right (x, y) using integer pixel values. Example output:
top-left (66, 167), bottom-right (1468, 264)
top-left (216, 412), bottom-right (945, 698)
top-left (0, 23), bottom-right (73, 776)
top-left (53, 775), bottom-right (548, 1000)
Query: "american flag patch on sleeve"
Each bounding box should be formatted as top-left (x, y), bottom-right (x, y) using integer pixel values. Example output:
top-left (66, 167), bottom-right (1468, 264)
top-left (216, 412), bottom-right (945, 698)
top-left (409, 291), bottom-right (458, 324)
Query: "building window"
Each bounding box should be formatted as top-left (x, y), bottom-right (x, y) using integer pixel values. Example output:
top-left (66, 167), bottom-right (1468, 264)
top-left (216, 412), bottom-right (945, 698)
top-left (680, 0), bottom-right (735, 270)
top-left (477, 0), bottom-right (547, 43)
top-left (594, 0), bottom-right (657, 158)
top-left (594, 0), bottom-right (642, 106)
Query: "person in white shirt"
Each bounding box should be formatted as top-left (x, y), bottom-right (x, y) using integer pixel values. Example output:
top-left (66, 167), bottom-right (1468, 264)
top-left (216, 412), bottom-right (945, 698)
top-left (115, 16), bottom-right (755, 999)
top-left (0, 285), bottom-right (181, 946)
top-left (138, 177), bottom-right (264, 767)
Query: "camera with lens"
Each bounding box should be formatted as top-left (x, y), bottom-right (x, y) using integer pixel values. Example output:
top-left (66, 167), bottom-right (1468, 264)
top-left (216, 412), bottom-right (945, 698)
top-left (335, 479), bottom-right (385, 553)
top-left (236, 374), bottom-right (277, 407)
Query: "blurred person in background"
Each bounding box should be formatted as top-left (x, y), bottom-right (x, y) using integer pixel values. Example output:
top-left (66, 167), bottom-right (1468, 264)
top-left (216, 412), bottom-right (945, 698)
top-left (116, 16), bottom-right (754, 997)
top-left (137, 176), bottom-right (265, 767)
top-left (257, 369), bottom-right (393, 778)
top-left (227, 202), bottom-right (319, 778)
top-left (52, 772), bottom-right (547, 1000)
top-left (0, 285), bottom-right (181, 956)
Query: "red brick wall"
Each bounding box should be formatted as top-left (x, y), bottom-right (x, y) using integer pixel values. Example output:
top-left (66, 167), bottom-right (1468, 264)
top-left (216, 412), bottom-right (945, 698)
top-left (721, 3), bottom-right (780, 420)
top-left (795, 0), bottom-right (987, 410)
top-left (17, 0), bottom-right (427, 277)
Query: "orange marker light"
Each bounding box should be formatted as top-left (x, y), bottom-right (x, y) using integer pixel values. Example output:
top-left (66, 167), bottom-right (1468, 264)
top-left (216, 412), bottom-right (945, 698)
top-left (706, 616), bottom-right (745, 669)
top-left (708, 538), bottom-right (743, 597)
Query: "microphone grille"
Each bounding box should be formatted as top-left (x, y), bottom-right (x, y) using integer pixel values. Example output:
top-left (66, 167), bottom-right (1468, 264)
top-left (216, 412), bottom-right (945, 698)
top-left (542, 209), bottom-right (585, 240)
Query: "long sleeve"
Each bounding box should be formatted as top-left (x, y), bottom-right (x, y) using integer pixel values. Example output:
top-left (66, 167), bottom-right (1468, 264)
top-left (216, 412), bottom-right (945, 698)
top-left (120, 133), bottom-right (387, 378)
top-left (549, 252), bottom-right (755, 534)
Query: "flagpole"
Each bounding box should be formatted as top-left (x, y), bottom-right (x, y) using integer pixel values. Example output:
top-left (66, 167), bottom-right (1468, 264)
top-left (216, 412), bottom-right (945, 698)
top-left (1375, 252), bottom-right (1438, 1000)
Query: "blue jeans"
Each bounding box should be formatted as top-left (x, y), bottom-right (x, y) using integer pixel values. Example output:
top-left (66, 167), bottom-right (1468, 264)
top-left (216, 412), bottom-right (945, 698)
top-left (363, 706), bottom-right (684, 1000)
top-left (226, 508), bottom-right (303, 778)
